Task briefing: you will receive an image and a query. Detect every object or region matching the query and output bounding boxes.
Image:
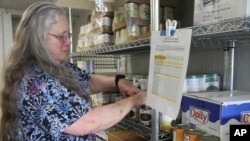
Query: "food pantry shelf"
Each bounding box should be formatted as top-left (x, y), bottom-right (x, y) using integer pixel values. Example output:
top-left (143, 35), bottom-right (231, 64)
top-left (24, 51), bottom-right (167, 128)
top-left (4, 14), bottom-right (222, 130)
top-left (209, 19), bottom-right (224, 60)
top-left (70, 17), bottom-right (250, 57)
top-left (191, 17), bottom-right (250, 48)
top-left (116, 117), bottom-right (173, 141)
top-left (71, 55), bottom-right (118, 74)
top-left (70, 38), bottom-right (150, 56)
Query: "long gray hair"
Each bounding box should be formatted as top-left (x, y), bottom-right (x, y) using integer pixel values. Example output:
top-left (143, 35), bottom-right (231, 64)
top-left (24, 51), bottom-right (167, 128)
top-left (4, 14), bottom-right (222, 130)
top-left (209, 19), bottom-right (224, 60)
top-left (0, 2), bottom-right (86, 141)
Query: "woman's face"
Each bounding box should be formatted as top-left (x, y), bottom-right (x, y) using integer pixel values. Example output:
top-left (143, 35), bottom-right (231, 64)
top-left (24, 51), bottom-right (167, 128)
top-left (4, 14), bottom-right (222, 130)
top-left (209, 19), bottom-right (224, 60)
top-left (46, 14), bottom-right (71, 64)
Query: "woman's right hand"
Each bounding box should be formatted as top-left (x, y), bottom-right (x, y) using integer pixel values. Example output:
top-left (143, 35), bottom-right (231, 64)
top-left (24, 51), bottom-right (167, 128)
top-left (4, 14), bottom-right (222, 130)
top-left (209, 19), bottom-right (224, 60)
top-left (129, 90), bottom-right (147, 107)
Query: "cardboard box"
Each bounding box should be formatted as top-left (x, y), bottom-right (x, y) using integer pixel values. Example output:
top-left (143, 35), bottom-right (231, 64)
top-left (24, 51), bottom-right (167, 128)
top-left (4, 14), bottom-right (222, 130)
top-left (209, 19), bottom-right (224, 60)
top-left (182, 90), bottom-right (250, 141)
top-left (193, 0), bottom-right (250, 25)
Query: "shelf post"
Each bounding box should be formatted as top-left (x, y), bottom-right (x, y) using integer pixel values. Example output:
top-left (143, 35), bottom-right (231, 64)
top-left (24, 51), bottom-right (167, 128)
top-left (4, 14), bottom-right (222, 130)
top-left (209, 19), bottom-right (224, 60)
top-left (150, 0), bottom-right (160, 141)
top-left (116, 55), bottom-right (121, 74)
top-left (223, 40), bottom-right (236, 91)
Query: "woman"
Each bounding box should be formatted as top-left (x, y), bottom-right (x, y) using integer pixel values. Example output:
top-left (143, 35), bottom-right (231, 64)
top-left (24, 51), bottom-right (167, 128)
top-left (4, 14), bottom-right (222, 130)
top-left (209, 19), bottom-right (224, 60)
top-left (0, 2), bottom-right (146, 141)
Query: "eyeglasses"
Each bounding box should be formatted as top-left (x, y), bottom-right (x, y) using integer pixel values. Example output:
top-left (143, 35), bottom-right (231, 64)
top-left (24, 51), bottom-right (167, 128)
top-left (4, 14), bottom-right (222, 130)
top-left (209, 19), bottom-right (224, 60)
top-left (48, 32), bottom-right (72, 42)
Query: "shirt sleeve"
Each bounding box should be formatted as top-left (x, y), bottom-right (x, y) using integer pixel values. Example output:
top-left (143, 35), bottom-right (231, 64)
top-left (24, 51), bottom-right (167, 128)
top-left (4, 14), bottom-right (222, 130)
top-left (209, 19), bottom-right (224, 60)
top-left (18, 70), bottom-right (91, 138)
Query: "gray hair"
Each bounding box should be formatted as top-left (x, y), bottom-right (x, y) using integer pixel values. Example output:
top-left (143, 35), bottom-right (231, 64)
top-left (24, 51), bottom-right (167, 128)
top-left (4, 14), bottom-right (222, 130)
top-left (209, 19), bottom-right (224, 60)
top-left (0, 2), bottom-right (87, 140)
top-left (16, 2), bottom-right (65, 64)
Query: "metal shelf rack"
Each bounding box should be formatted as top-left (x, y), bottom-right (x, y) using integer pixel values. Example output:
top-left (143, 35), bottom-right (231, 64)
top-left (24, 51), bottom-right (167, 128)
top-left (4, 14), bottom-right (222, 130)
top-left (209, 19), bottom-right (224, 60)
top-left (116, 117), bottom-right (172, 141)
top-left (69, 13), bottom-right (250, 141)
top-left (191, 17), bottom-right (250, 48)
top-left (70, 17), bottom-right (250, 57)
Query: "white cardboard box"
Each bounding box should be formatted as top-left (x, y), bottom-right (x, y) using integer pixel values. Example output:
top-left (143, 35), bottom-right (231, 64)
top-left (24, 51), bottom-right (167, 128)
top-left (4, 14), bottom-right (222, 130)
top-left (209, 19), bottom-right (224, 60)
top-left (193, 0), bottom-right (250, 25)
top-left (182, 90), bottom-right (250, 141)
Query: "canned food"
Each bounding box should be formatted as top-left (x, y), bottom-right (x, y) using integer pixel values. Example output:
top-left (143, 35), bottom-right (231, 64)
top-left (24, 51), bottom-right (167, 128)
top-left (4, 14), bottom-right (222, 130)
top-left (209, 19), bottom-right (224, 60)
top-left (124, 3), bottom-right (139, 18)
top-left (186, 75), bottom-right (200, 93)
top-left (184, 129), bottom-right (204, 141)
top-left (139, 77), bottom-right (148, 91)
top-left (198, 74), bottom-right (207, 91)
top-left (139, 4), bottom-right (150, 20)
top-left (141, 25), bottom-right (149, 34)
top-left (128, 107), bottom-right (139, 121)
top-left (205, 74), bottom-right (220, 91)
top-left (115, 30), bottom-right (120, 44)
top-left (198, 134), bottom-right (220, 141)
top-left (87, 60), bottom-right (95, 74)
top-left (139, 106), bottom-right (152, 127)
top-left (127, 25), bottom-right (140, 37)
top-left (173, 124), bottom-right (190, 141)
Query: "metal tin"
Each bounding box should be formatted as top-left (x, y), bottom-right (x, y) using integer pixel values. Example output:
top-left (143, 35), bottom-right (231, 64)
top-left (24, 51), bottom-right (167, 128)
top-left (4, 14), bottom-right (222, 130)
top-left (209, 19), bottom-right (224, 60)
top-left (139, 107), bottom-right (152, 126)
top-left (87, 60), bottom-right (95, 74)
top-left (139, 4), bottom-right (150, 20)
top-left (186, 75), bottom-right (200, 93)
top-left (198, 74), bottom-right (208, 91)
top-left (205, 74), bottom-right (220, 91)
top-left (184, 129), bottom-right (204, 141)
top-left (198, 134), bottom-right (220, 141)
top-left (173, 124), bottom-right (190, 141)
top-left (124, 3), bottom-right (139, 18)
top-left (141, 25), bottom-right (149, 34)
top-left (127, 25), bottom-right (140, 37)
top-left (128, 107), bottom-right (139, 121)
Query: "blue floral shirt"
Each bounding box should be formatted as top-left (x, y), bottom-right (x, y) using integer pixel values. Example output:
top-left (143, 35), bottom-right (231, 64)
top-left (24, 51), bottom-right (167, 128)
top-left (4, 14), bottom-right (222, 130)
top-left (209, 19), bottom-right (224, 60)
top-left (17, 62), bottom-right (94, 141)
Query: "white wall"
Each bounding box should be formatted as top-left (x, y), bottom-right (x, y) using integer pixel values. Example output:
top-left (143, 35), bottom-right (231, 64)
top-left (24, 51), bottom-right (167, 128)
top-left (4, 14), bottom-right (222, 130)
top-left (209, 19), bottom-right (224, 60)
top-left (0, 9), bottom-right (14, 88)
top-left (71, 9), bottom-right (92, 52)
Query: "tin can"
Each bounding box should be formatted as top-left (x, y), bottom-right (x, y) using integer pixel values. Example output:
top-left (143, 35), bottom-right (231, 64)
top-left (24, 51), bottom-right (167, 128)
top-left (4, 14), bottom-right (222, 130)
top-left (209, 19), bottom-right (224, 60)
top-left (124, 3), bottom-right (139, 18)
top-left (198, 134), bottom-right (220, 141)
top-left (127, 25), bottom-right (140, 37)
top-left (139, 4), bottom-right (150, 20)
top-left (139, 77), bottom-right (148, 91)
top-left (118, 5), bottom-right (125, 22)
top-left (139, 106), bottom-right (152, 127)
top-left (205, 74), bottom-right (220, 91)
top-left (186, 75), bottom-right (200, 93)
top-left (101, 17), bottom-right (112, 26)
top-left (120, 28), bottom-right (127, 43)
top-left (128, 107), bottom-right (139, 121)
top-left (184, 129), bottom-right (204, 141)
top-left (198, 74), bottom-right (207, 91)
top-left (115, 30), bottom-right (120, 44)
top-left (141, 25), bottom-right (149, 34)
top-left (173, 124), bottom-right (190, 141)
top-left (87, 60), bottom-right (95, 74)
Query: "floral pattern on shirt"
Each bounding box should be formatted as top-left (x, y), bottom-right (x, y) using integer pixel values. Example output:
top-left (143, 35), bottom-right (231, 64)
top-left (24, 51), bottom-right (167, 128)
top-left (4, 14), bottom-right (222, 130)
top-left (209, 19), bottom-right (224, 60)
top-left (17, 62), bottom-right (95, 141)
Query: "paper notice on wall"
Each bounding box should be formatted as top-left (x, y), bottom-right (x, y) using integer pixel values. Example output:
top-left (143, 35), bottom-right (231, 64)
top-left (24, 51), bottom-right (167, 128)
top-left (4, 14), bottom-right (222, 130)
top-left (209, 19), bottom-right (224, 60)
top-left (146, 29), bottom-right (192, 120)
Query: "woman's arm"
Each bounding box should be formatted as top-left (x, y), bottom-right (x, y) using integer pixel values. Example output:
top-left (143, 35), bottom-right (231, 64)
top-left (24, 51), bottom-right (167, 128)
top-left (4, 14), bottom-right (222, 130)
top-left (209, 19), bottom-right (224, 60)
top-left (63, 90), bottom-right (146, 135)
top-left (86, 74), bottom-right (140, 97)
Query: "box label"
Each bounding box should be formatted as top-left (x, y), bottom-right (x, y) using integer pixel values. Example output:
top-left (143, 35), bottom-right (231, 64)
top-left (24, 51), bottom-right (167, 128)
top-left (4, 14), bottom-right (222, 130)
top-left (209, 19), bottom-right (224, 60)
top-left (189, 106), bottom-right (209, 124)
